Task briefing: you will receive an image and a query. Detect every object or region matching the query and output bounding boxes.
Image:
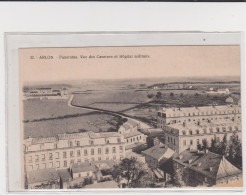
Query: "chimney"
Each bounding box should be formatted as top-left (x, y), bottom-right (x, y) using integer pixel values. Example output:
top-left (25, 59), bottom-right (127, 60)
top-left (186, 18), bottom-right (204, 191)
top-left (209, 167), bottom-right (213, 172)
top-left (188, 159), bottom-right (192, 164)
top-left (205, 149), bottom-right (209, 153)
top-left (197, 162), bottom-right (202, 167)
top-left (179, 155), bottom-right (183, 160)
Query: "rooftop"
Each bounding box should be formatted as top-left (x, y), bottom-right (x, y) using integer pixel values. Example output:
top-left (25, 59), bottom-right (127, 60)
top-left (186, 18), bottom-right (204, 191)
top-left (57, 169), bottom-right (72, 182)
top-left (124, 130), bottom-right (143, 139)
top-left (142, 144), bottom-right (174, 161)
top-left (27, 168), bottom-right (59, 184)
top-left (174, 149), bottom-right (242, 179)
top-left (71, 162), bottom-right (96, 173)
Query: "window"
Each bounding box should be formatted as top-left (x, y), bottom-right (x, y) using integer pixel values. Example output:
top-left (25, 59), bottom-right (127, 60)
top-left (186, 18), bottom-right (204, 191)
top-left (105, 148), bottom-right (109, 154)
top-left (235, 126), bottom-right (238, 131)
top-left (117, 138), bottom-right (121, 143)
top-left (29, 165), bottom-right (33, 171)
top-left (84, 149), bottom-right (88, 156)
top-left (113, 147), bottom-right (116, 153)
top-left (64, 161), bottom-right (67, 167)
top-left (222, 127), bottom-right (226, 132)
top-left (35, 155), bottom-right (39, 162)
top-left (49, 153), bottom-right (53, 160)
top-left (55, 152), bottom-right (59, 159)
top-left (98, 148), bottom-right (101, 155)
top-left (36, 164), bottom-right (39, 170)
top-left (168, 137), bottom-right (170, 142)
top-left (91, 149), bottom-right (94, 155)
top-left (70, 151), bottom-right (74, 157)
top-left (203, 129), bottom-right (207, 134)
top-left (209, 128), bottom-right (213, 133)
top-left (54, 143), bottom-right (57, 148)
top-left (197, 139), bottom-right (199, 145)
top-left (120, 155), bottom-right (123, 160)
top-left (171, 138), bottom-right (173, 143)
top-left (69, 141), bottom-right (73, 147)
top-left (119, 146), bottom-right (123, 152)
top-left (190, 140), bottom-right (193, 145)
top-left (106, 140), bottom-right (109, 144)
top-left (182, 131), bottom-right (186, 135)
top-left (98, 157), bottom-right (101, 161)
top-left (90, 140), bottom-right (94, 145)
top-left (139, 136), bottom-right (141, 140)
top-left (77, 141), bottom-right (80, 146)
top-left (42, 163), bottom-right (46, 168)
top-left (190, 130), bottom-right (193, 135)
top-left (183, 140), bottom-right (186, 146)
top-left (41, 154), bottom-right (45, 161)
top-left (196, 130), bottom-right (199, 134)
top-left (77, 150), bottom-right (81, 157)
top-left (113, 156), bottom-right (116, 160)
top-left (216, 127), bottom-right (220, 133)
top-left (70, 160), bottom-right (74, 164)
top-left (229, 126), bottom-right (232, 131)
top-left (28, 156), bottom-right (32, 163)
top-left (56, 161), bottom-right (60, 168)
top-left (63, 152), bottom-right (67, 158)
top-left (49, 162), bottom-right (53, 168)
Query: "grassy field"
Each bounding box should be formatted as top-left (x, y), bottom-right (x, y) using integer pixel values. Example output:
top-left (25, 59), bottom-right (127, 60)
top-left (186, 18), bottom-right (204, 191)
top-left (23, 112), bottom-right (123, 139)
top-left (23, 98), bottom-right (91, 121)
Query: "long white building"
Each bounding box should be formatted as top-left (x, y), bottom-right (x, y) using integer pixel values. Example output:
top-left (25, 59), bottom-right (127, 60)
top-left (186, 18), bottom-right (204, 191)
top-left (23, 131), bottom-right (125, 172)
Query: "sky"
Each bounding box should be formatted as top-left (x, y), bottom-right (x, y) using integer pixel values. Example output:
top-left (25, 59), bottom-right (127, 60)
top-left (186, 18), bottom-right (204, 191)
top-left (19, 46), bottom-right (240, 83)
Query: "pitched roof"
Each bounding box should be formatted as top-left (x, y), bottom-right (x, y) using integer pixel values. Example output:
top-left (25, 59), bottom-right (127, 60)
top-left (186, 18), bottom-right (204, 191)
top-left (174, 150), bottom-right (242, 179)
top-left (124, 130), bottom-right (143, 139)
top-left (57, 169), bottom-right (72, 182)
top-left (84, 180), bottom-right (119, 189)
top-left (28, 168), bottom-right (59, 184)
top-left (93, 160), bottom-right (117, 170)
top-left (127, 119), bottom-right (138, 127)
top-left (71, 162), bottom-right (96, 173)
top-left (142, 144), bottom-right (174, 161)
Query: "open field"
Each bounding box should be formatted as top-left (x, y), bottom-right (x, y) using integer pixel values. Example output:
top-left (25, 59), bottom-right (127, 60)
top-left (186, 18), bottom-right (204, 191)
top-left (23, 112), bottom-right (124, 139)
top-left (23, 98), bottom-right (92, 121)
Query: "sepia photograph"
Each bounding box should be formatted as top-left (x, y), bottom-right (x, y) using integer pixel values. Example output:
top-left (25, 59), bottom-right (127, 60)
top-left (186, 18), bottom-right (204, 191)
top-left (19, 44), bottom-right (242, 190)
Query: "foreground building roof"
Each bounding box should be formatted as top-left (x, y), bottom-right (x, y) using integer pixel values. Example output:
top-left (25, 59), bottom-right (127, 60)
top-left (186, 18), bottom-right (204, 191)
top-left (173, 149), bottom-right (242, 179)
top-left (27, 168), bottom-right (59, 184)
top-left (142, 144), bottom-right (174, 161)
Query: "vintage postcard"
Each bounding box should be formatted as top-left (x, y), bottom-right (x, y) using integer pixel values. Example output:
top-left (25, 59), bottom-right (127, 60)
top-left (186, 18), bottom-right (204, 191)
top-left (19, 44), bottom-right (242, 190)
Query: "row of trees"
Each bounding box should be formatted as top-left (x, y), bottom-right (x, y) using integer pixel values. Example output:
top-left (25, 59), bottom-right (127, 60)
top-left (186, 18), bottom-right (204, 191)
top-left (197, 132), bottom-right (242, 169)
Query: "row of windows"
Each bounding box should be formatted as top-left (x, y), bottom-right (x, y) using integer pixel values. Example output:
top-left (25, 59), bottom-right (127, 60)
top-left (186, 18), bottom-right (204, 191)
top-left (28, 146), bottom-right (124, 163)
top-left (126, 136), bottom-right (143, 143)
top-left (181, 126), bottom-right (239, 136)
top-left (38, 138), bottom-right (122, 150)
top-left (167, 110), bottom-right (240, 118)
top-left (28, 155), bottom-right (124, 171)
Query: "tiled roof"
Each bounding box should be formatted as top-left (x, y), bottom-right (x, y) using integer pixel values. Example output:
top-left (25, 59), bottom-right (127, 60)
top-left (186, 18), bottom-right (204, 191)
top-left (27, 168), bottom-right (59, 184)
top-left (124, 130), bottom-right (143, 139)
top-left (122, 123), bottom-right (131, 130)
top-left (57, 169), bottom-right (72, 182)
top-left (174, 150), bottom-right (242, 179)
top-left (84, 180), bottom-right (119, 188)
top-left (127, 119), bottom-right (138, 127)
top-left (71, 162), bottom-right (96, 173)
top-left (142, 144), bottom-right (174, 161)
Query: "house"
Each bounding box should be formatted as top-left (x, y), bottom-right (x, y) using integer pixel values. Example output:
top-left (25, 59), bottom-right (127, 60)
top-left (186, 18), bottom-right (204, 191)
top-left (57, 169), bottom-right (72, 189)
top-left (84, 180), bottom-right (119, 189)
top-left (141, 144), bottom-right (175, 182)
top-left (118, 119), bottom-right (147, 151)
top-left (173, 149), bottom-right (242, 186)
top-left (225, 96), bottom-right (234, 104)
top-left (70, 162), bottom-right (96, 179)
top-left (27, 168), bottom-right (60, 189)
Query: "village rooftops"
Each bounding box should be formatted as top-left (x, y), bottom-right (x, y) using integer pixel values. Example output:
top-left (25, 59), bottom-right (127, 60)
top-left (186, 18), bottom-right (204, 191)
top-left (84, 180), bottom-right (119, 188)
top-left (27, 168), bottom-right (59, 185)
top-left (142, 144), bottom-right (175, 161)
top-left (173, 149), bottom-right (242, 179)
top-left (71, 162), bottom-right (96, 173)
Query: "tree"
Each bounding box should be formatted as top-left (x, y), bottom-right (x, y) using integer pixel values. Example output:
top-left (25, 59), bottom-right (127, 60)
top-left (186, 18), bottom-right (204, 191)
top-left (156, 91), bottom-right (162, 99)
top-left (112, 157), bottom-right (152, 188)
top-left (228, 132), bottom-right (242, 169)
top-left (169, 92), bottom-right (174, 97)
top-left (147, 93), bottom-right (154, 99)
top-left (180, 93), bottom-right (184, 97)
top-left (202, 139), bottom-right (208, 150)
top-left (171, 167), bottom-right (185, 187)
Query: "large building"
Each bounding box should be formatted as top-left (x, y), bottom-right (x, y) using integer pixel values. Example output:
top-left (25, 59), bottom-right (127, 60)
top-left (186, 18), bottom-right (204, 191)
top-left (23, 131), bottom-right (125, 173)
top-left (157, 105), bottom-right (241, 153)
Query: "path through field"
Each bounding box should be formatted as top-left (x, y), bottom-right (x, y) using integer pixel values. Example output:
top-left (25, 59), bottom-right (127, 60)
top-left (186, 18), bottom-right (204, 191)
top-left (68, 95), bottom-right (152, 130)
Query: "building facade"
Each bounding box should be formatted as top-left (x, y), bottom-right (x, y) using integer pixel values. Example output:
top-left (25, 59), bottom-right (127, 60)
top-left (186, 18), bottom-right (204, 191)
top-left (157, 105), bottom-right (241, 153)
top-left (23, 131), bottom-right (125, 173)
